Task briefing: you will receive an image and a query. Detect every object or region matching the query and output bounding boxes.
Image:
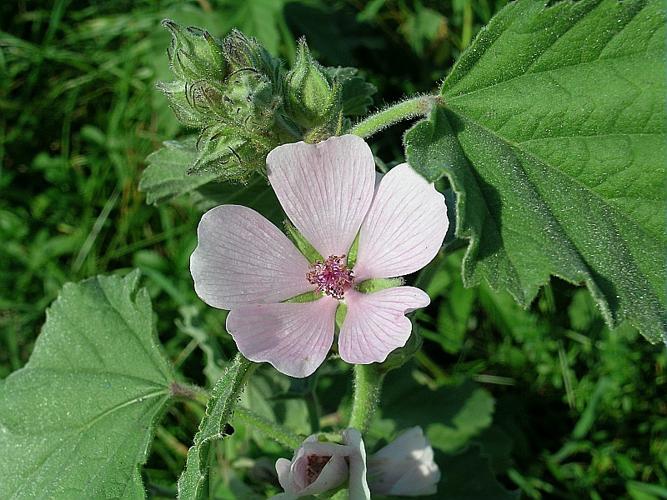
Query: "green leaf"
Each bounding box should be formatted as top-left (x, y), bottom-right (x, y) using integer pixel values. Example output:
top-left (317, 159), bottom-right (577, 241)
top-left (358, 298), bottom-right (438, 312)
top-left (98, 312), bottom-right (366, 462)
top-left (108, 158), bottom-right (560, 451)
top-left (139, 137), bottom-right (216, 205)
top-left (178, 354), bottom-right (257, 500)
top-left (405, 0), bottom-right (666, 343)
top-left (399, 1), bottom-right (446, 56)
top-left (325, 67), bottom-right (377, 116)
top-left (381, 371), bottom-right (495, 453)
top-left (222, 0), bottom-right (286, 54)
top-left (436, 446), bottom-right (519, 500)
top-left (0, 271), bottom-right (175, 499)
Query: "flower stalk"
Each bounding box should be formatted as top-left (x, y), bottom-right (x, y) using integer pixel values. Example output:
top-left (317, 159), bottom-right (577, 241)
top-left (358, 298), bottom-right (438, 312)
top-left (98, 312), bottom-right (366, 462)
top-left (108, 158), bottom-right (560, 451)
top-left (234, 406), bottom-right (303, 449)
top-left (349, 94), bottom-right (441, 138)
top-left (348, 364), bottom-right (385, 433)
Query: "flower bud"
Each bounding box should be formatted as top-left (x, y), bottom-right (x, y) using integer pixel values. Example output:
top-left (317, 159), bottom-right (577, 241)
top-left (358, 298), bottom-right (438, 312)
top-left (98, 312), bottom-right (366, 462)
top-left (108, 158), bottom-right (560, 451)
top-left (162, 19), bottom-right (225, 82)
top-left (188, 124), bottom-right (260, 181)
top-left (273, 429), bottom-right (370, 499)
top-left (222, 29), bottom-right (275, 76)
top-left (284, 39), bottom-right (340, 129)
top-left (368, 427), bottom-right (441, 497)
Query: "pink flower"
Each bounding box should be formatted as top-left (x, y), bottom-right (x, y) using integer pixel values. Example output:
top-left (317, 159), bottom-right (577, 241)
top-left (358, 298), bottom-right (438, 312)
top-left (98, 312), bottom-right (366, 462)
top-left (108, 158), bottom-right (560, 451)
top-left (272, 429), bottom-right (370, 500)
top-left (368, 427), bottom-right (440, 496)
top-left (191, 135), bottom-right (448, 377)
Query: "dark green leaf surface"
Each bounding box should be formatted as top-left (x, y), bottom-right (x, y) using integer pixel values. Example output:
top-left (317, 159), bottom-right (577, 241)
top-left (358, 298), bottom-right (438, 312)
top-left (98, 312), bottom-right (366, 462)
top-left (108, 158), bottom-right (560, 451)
top-left (178, 354), bottom-right (256, 500)
top-left (382, 375), bottom-right (495, 453)
top-left (405, 0), bottom-right (666, 342)
top-left (0, 271), bottom-right (175, 499)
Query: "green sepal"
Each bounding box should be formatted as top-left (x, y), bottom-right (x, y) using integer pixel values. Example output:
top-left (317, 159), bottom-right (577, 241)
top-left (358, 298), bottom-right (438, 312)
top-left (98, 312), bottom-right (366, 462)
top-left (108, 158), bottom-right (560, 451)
top-left (155, 80), bottom-right (208, 128)
top-left (284, 220), bottom-right (323, 263)
top-left (346, 232), bottom-right (361, 268)
top-left (335, 302), bottom-right (348, 330)
top-left (356, 277), bottom-right (404, 294)
top-left (284, 291), bottom-right (323, 303)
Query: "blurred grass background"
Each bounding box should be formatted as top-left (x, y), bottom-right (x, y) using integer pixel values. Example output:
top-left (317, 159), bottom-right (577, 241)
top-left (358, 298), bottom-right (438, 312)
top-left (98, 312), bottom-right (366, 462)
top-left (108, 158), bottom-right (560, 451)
top-left (1, 1), bottom-right (665, 498)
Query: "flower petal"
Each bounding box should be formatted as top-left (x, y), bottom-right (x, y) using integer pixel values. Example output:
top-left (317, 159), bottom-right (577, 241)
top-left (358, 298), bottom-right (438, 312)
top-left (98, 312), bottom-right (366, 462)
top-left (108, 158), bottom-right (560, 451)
top-left (276, 458), bottom-right (294, 492)
top-left (339, 287), bottom-right (430, 364)
top-left (266, 135), bottom-right (375, 257)
top-left (298, 454), bottom-right (348, 496)
top-left (190, 204), bottom-right (313, 309)
top-left (343, 428), bottom-right (371, 500)
top-left (227, 298), bottom-right (338, 378)
top-left (353, 163), bottom-right (448, 281)
top-left (368, 427), bottom-right (440, 496)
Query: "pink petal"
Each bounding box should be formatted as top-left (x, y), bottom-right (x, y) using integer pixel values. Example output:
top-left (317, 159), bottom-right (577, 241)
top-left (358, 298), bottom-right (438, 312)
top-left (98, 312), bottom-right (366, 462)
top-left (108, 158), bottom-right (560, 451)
top-left (275, 458), bottom-right (293, 492)
top-left (266, 135), bottom-right (375, 258)
top-left (368, 427), bottom-right (440, 496)
top-left (343, 428), bottom-right (371, 500)
top-left (227, 298), bottom-right (338, 378)
top-left (296, 454), bottom-right (348, 496)
top-left (353, 163), bottom-right (448, 281)
top-left (190, 205), bottom-right (313, 309)
top-left (339, 287), bottom-right (430, 364)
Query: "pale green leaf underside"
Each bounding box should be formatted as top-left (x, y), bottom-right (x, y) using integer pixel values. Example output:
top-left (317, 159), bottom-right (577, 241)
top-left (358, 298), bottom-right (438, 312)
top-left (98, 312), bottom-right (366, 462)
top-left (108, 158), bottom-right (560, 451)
top-left (140, 137), bottom-right (217, 205)
top-left (405, 0), bottom-right (666, 342)
top-left (0, 271), bottom-right (175, 499)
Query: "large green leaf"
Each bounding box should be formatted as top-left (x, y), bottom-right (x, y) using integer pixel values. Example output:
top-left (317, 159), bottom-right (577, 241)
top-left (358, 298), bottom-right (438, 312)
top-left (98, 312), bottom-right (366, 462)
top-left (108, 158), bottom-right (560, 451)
top-left (0, 271), bottom-right (175, 499)
top-left (405, 0), bottom-right (666, 342)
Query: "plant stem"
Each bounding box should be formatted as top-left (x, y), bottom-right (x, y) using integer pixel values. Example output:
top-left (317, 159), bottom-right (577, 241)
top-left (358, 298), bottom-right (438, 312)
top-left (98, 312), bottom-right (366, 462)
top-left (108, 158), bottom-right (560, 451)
top-left (170, 381), bottom-right (210, 407)
top-left (172, 378), bottom-right (304, 450)
top-left (349, 94), bottom-right (440, 139)
top-left (234, 406), bottom-right (303, 449)
top-left (348, 364), bottom-right (385, 433)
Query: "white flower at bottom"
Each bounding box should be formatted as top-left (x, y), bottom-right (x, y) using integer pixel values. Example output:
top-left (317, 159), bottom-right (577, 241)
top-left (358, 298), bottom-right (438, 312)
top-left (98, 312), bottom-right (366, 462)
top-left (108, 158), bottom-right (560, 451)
top-left (272, 429), bottom-right (370, 500)
top-left (368, 427), bottom-right (440, 496)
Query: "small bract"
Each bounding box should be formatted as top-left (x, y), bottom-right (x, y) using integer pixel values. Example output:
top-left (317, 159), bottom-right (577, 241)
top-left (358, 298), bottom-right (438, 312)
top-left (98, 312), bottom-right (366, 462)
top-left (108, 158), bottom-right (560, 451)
top-left (191, 134), bottom-right (448, 377)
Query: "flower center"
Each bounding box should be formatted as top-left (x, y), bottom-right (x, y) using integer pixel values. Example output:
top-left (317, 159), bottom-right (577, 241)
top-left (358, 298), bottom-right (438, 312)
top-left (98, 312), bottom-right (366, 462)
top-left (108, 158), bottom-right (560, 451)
top-left (306, 454), bottom-right (332, 485)
top-left (306, 254), bottom-right (354, 299)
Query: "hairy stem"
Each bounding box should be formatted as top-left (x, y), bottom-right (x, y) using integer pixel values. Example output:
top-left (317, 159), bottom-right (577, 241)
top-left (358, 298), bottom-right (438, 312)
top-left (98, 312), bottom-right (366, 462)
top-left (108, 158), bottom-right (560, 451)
top-left (234, 406), bottom-right (303, 449)
top-left (348, 364), bottom-right (385, 433)
top-left (349, 94), bottom-right (440, 139)
top-left (172, 376), bottom-right (304, 450)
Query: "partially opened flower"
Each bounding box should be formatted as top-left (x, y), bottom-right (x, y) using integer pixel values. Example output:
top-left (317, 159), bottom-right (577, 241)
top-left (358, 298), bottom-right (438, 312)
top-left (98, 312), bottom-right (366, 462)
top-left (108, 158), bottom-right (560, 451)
top-left (272, 429), bottom-right (369, 500)
top-left (191, 134), bottom-right (448, 377)
top-left (368, 427), bottom-right (440, 496)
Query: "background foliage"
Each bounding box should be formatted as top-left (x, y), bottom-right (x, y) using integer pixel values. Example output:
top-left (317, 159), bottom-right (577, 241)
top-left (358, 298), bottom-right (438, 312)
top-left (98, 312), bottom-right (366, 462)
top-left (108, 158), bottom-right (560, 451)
top-left (1, 0), bottom-right (665, 498)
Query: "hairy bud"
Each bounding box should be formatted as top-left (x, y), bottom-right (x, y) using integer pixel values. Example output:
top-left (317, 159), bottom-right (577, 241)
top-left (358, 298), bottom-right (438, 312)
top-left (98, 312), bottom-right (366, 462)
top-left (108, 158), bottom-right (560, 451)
top-left (285, 39), bottom-right (340, 130)
top-left (162, 19), bottom-right (225, 82)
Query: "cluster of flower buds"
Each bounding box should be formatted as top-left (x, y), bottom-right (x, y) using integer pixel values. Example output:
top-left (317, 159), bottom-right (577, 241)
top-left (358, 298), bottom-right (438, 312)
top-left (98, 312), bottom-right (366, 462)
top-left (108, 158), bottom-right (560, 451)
top-left (158, 21), bottom-right (287, 181)
top-left (158, 20), bottom-right (373, 183)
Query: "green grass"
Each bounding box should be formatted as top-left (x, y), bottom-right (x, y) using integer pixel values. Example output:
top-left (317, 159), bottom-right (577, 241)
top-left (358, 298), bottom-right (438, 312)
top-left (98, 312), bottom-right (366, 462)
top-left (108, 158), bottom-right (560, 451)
top-left (1, 1), bottom-right (665, 498)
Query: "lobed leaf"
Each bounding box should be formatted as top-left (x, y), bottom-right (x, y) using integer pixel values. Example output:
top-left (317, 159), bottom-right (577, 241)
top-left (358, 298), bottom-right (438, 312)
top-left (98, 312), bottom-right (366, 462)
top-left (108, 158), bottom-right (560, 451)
top-left (405, 0), bottom-right (666, 342)
top-left (0, 271), bottom-right (175, 499)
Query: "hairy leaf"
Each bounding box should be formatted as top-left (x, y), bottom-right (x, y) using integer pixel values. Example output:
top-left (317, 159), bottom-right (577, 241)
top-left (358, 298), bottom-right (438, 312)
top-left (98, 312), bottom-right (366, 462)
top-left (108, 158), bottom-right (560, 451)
top-left (0, 271), bottom-right (175, 499)
top-left (325, 67), bottom-right (377, 116)
top-left (405, 0), bottom-right (666, 342)
top-left (140, 137), bottom-right (216, 205)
